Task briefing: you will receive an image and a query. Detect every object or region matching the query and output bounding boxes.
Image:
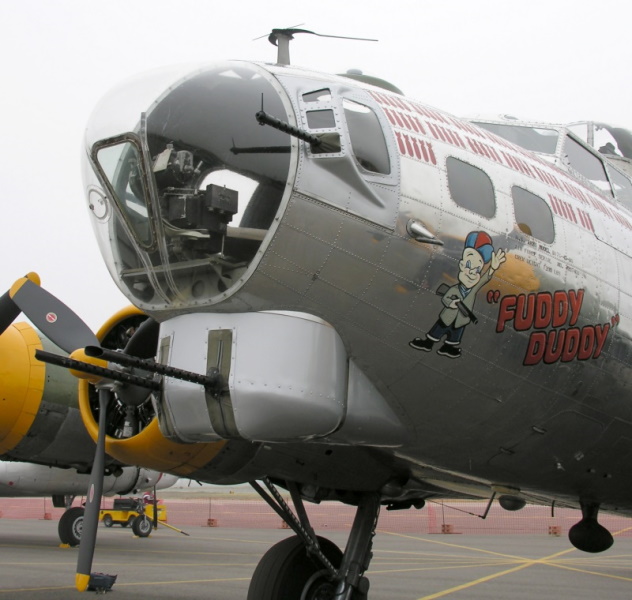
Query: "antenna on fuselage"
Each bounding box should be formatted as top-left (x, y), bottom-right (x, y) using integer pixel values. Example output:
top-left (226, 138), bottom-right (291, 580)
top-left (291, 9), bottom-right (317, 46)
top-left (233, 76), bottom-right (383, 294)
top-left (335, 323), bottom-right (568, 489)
top-left (260, 27), bottom-right (378, 66)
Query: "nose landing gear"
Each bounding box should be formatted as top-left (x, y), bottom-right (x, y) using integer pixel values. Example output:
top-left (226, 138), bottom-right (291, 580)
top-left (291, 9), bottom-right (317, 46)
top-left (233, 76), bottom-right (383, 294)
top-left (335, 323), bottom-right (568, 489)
top-left (248, 479), bottom-right (380, 600)
top-left (247, 535), bottom-right (342, 600)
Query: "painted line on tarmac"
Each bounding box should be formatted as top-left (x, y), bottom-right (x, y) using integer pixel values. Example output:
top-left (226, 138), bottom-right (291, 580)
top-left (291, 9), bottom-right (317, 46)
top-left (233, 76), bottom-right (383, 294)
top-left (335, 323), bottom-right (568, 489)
top-left (415, 546), bottom-right (578, 600)
top-left (546, 561), bottom-right (632, 583)
top-left (102, 576), bottom-right (253, 588)
top-left (369, 560), bottom-right (521, 576)
top-left (0, 577), bottom-right (252, 594)
top-left (380, 530), bottom-right (534, 561)
top-left (409, 526), bottom-right (632, 600)
top-left (0, 586), bottom-right (76, 594)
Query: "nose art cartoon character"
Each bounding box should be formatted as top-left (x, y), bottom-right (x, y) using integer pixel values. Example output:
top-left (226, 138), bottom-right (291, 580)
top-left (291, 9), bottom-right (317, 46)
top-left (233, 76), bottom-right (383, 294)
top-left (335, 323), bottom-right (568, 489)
top-left (409, 231), bottom-right (506, 358)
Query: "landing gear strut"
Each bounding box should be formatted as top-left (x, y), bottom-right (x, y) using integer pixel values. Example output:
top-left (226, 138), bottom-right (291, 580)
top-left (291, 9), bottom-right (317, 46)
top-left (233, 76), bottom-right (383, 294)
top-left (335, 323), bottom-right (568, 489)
top-left (248, 479), bottom-right (381, 600)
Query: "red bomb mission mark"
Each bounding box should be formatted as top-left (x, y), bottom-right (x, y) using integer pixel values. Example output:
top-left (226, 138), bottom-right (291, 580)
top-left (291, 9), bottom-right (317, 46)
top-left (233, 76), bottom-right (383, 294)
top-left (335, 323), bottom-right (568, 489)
top-left (494, 289), bottom-right (615, 366)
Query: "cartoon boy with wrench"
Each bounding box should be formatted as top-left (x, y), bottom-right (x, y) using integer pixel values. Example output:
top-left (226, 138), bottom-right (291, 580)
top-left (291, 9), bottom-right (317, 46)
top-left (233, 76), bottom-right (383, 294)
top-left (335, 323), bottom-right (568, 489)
top-left (409, 231), bottom-right (506, 358)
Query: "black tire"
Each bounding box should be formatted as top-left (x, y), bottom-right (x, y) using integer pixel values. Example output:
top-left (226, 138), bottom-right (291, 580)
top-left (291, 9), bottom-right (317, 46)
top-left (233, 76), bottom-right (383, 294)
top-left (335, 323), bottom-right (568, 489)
top-left (131, 514), bottom-right (152, 537)
top-left (247, 535), bottom-right (342, 600)
top-left (58, 506), bottom-right (84, 547)
top-left (102, 514), bottom-right (113, 528)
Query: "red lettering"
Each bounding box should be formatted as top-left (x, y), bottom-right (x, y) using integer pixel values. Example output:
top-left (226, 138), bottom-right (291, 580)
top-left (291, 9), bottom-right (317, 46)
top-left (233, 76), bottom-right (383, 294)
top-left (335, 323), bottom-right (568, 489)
top-left (543, 329), bottom-right (565, 364)
top-left (577, 326), bottom-right (595, 360)
top-left (568, 289), bottom-right (584, 326)
top-left (593, 323), bottom-right (610, 358)
top-left (561, 328), bottom-right (580, 362)
top-left (524, 332), bottom-right (546, 366)
top-left (497, 296), bottom-right (517, 332)
top-left (535, 293), bottom-right (553, 329)
top-left (515, 294), bottom-right (535, 331)
top-left (552, 291), bottom-right (568, 327)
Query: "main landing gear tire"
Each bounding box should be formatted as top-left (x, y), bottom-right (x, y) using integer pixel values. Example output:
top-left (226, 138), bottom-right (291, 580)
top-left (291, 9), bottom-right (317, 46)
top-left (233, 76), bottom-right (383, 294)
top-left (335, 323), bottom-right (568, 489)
top-left (131, 514), bottom-right (152, 538)
top-left (58, 506), bottom-right (84, 547)
top-left (247, 535), bottom-right (343, 600)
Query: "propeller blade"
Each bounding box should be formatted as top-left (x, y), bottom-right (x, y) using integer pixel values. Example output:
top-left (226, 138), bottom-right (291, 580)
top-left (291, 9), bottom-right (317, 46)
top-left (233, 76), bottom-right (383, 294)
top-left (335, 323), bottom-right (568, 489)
top-left (0, 273), bottom-right (40, 337)
top-left (10, 277), bottom-right (99, 354)
top-left (0, 291), bottom-right (21, 337)
top-left (75, 388), bottom-right (111, 592)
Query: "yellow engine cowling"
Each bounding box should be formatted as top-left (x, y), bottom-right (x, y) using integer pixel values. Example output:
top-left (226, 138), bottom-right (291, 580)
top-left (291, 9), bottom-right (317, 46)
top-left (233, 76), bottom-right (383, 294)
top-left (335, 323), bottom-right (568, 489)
top-left (0, 322), bottom-right (45, 454)
top-left (77, 306), bottom-right (226, 477)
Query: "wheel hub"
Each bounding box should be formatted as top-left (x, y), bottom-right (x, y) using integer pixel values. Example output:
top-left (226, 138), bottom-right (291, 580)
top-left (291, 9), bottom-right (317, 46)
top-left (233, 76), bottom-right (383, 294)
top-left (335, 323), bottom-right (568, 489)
top-left (302, 571), bottom-right (336, 600)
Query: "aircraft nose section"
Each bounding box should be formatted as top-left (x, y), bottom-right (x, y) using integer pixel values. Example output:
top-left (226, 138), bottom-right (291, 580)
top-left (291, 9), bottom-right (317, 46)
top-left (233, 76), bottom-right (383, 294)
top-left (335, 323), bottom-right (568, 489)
top-left (83, 61), bottom-right (293, 313)
top-left (0, 323), bottom-right (45, 454)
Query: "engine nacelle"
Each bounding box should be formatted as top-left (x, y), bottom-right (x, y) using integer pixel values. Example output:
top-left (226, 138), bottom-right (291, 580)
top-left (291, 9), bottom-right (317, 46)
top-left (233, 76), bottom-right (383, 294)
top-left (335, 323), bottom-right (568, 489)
top-left (77, 306), bottom-right (229, 477)
top-left (77, 308), bottom-right (404, 490)
top-left (0, 461), bottom-right (178, 497)
top-left (0, 322), bottom-right (95, 468)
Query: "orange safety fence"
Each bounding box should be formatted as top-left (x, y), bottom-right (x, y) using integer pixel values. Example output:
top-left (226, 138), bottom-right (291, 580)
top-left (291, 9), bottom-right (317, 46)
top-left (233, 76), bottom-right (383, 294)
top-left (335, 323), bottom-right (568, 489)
top-left (0, 497), bottom-right (631, 537)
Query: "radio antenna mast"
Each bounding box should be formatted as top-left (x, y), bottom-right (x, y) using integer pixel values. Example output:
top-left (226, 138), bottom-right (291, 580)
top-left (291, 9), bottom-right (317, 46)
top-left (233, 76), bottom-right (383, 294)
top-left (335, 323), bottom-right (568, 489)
top-left (263, 27), bottom-right (377, 66)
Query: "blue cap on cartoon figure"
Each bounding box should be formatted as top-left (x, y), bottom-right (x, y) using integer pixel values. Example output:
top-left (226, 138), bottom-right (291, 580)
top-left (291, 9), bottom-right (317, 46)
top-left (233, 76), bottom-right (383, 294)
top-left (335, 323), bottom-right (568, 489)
top-left (465, 231), bottom-right (494, 263)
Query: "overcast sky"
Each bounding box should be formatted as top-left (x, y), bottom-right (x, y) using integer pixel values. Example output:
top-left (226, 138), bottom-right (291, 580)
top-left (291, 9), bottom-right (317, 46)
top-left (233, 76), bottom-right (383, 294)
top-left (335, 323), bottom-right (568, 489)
top-left (1, 0), bottom-right (630, 329)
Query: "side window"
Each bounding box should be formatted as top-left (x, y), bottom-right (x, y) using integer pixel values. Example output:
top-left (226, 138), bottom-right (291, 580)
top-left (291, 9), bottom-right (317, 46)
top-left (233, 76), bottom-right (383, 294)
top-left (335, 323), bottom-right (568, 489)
top-left (343, 99), bottom-right (390, 174)
top-left (512, 186), bottom-right (555, 243)
top-left (564, 135), bottom-right (612, 195)
top-left (301, 88), bottom-right (341, 156)
top-left (306, 110), bottom-right (336, 129)
top-left (303, 89), bottom-right (332, 103)
top-left (607, 165), bottom-right (632, 211)
top-left (446, 157), bottom-right (495, 218)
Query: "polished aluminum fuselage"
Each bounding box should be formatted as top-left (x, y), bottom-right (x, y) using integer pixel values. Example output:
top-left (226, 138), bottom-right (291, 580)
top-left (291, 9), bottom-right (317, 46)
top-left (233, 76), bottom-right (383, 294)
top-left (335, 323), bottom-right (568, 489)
top-left (84, 61), bottom-right (632, 513)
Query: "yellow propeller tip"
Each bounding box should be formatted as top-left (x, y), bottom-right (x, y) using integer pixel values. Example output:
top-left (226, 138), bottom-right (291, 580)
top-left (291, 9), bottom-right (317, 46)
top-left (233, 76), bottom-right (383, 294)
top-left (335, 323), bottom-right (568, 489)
top-left (24, 272), bottom-right (41, 286)
top-left (8, 273), bottom-right (41, 299)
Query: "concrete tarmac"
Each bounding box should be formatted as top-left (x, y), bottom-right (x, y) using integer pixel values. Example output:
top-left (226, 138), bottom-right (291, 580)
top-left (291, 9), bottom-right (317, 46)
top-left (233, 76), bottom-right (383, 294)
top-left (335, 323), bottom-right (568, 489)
top-left (0, 519), bottom-right (631, 599)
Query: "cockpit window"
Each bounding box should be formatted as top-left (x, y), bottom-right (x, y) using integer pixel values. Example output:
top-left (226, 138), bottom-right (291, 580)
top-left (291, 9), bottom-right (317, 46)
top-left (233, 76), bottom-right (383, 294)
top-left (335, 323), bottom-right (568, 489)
top-left (563, 135), bottom-right (611, 195)
top-left (569, 122), bottom-right (632, 160)
top-left (607, 164), bottom-right (632, 210)
top-left (473, 122), bottom-right (559, 154)
top-left (95, 138), bottom-right (153, 248)
top-left (343, 99), bottom-right (390, 174)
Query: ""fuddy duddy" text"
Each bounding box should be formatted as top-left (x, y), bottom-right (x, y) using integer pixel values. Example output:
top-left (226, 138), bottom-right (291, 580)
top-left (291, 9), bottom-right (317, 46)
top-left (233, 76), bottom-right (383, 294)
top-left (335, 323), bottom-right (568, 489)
top-left (495, 289), bottom-right (613, 366)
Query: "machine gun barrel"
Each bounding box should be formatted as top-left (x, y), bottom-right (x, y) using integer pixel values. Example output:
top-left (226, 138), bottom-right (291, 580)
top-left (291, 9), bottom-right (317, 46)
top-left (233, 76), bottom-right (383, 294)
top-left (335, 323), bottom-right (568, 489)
top-left (256, 109), bottom-right (322, 147)
top-left (35, 349), bottom-right (161, 390)
top-left (84, 346), bottom-right (221, 390)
